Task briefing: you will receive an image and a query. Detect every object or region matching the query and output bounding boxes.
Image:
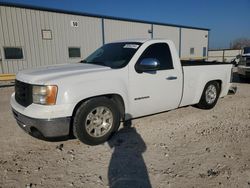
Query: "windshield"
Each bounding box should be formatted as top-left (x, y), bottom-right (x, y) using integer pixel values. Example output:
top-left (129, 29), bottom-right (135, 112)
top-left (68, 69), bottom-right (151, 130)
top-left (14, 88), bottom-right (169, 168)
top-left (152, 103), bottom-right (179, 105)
top-left (81, 42), bottom-right (142, 68)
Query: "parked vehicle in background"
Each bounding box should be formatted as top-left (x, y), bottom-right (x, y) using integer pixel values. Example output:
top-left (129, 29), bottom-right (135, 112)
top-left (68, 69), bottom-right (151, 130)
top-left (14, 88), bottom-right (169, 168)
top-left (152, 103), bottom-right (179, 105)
top-left (238, 47), bottom-right (250, 79)
top-left (11, 39), bottom-right (234, 145)
top-left (243, 47), bottom-right (250, 55)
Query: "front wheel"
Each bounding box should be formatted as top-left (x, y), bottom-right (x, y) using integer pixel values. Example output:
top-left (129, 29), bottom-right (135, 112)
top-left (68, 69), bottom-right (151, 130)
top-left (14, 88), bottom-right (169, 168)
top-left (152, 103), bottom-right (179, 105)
top-left (196, 81), bottom-right (220, 109)
top-left (73, 97), bottom-right (120, 145)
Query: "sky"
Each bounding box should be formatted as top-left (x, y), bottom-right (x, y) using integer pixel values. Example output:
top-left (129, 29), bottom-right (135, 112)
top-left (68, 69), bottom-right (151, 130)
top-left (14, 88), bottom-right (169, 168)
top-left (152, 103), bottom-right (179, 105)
top-left (1, 0), bottom-right (250, 49)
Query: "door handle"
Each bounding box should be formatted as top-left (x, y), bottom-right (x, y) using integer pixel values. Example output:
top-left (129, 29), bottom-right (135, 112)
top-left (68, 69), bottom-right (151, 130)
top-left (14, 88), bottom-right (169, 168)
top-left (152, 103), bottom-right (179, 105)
top-left (166, 76), bottom-right (177, 80)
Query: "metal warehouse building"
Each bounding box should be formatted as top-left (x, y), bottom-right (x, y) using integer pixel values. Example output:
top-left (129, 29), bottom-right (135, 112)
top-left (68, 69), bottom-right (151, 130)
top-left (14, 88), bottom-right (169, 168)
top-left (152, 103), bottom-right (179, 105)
top-left (0, 3), bottom-right (209, 74)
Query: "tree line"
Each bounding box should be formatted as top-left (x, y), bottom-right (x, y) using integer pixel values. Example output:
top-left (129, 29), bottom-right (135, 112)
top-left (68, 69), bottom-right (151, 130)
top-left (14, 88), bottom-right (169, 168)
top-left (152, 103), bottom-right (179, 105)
top-left (230, 38), bottom-right (250, 49)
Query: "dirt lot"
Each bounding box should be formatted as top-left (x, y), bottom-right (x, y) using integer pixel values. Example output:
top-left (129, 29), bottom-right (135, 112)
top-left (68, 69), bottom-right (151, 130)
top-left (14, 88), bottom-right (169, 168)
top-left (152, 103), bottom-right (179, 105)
top-left (0, 81), bottom-right (250, 188)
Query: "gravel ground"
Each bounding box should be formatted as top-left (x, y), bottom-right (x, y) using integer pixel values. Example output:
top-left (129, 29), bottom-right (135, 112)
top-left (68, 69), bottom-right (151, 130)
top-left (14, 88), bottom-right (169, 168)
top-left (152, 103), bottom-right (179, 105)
top-left (0, 81), bottom-right (250, 188)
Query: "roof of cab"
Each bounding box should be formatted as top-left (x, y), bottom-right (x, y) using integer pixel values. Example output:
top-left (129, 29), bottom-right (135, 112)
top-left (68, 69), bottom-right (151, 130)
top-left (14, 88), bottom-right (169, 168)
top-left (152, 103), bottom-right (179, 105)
top-left (111, 39), bottom-right (150, 43)
top-left (110, 38), bottom-right (174, 44)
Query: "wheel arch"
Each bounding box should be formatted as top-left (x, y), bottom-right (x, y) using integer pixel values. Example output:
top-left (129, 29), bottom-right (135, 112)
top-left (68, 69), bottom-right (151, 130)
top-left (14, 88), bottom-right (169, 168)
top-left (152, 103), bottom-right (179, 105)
top-left (71, 93), bottom-right (125, 121)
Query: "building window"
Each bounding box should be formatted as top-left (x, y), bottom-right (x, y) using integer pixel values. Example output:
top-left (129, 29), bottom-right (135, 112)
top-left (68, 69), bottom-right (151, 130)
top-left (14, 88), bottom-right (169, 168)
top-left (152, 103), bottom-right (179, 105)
top-left (4, 47), bottom-right (23, 60)
top-left (68, 47), bottom-right (81, 58)
top-left (42, 30), bottom-right (52, 40)
top-left (190, 47), bottom-right (195, 55)
top-left (203, 47), bottom-right (207, 57)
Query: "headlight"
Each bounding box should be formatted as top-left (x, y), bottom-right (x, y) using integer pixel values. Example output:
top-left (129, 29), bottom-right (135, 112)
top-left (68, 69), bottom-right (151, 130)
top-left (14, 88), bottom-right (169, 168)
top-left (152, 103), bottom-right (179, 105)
top-left (32, 85), bottom-right (58, 105)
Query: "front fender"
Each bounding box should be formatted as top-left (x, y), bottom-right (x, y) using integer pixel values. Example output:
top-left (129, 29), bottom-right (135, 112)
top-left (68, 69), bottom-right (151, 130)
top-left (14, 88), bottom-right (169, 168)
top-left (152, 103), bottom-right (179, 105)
top-left (58, 77), bottom-right (129, 117)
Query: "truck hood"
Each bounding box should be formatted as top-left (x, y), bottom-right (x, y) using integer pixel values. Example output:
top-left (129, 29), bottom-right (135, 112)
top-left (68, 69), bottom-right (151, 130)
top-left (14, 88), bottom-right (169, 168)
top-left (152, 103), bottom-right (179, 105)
top-left (16, 63), bottom-right (111, 84)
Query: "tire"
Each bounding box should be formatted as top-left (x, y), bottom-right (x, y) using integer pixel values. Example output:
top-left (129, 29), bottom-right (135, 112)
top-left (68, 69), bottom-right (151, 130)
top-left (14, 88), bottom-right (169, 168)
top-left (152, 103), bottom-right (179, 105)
top-left (73, 97), bottom-right (120, 145)
top-left (196, 81), bottom-right (220, 110)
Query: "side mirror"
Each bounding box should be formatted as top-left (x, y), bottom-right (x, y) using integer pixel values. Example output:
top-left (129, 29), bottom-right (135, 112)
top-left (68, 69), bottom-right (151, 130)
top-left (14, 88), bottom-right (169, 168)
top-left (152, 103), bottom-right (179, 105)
top-left (136, 58), bottom-right (160, 73)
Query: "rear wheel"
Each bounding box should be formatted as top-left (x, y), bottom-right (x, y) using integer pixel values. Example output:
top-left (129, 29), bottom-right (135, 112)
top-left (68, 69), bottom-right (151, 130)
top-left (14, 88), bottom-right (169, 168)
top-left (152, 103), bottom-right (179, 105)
top-left (73, 97), bottom-right (120, 145)
top-left (196, 81), bottom-right (220, 109)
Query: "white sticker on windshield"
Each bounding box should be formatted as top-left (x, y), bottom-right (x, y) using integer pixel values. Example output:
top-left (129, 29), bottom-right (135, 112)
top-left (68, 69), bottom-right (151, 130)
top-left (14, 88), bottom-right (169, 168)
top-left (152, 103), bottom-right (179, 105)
top-left (123, 44), bottom-right (139, 49)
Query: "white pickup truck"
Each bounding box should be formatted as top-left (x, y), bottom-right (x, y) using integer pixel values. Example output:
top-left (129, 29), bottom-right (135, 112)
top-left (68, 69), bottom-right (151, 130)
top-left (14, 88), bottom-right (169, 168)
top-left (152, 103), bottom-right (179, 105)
top-left (11, 39), bottom-right (234, 145)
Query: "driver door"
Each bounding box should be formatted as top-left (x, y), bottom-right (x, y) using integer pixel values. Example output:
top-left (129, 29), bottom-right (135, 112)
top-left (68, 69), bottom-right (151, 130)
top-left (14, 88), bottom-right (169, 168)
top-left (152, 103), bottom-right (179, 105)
top-left (128, 42), bottom-right (182, 118)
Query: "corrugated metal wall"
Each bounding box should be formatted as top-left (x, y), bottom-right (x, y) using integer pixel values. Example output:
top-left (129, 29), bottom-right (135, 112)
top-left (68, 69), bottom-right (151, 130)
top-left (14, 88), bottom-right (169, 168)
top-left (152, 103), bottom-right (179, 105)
top-left (180, 28), bottom-right (208, 58)
top-left (153, 25), bottom-right (180, 53)
top-left (104, 19), bottom-right (151, 43)
top-left (0, 6), bottom-right (102, 74)
top-left (0, 5), bottom-right (209, 74)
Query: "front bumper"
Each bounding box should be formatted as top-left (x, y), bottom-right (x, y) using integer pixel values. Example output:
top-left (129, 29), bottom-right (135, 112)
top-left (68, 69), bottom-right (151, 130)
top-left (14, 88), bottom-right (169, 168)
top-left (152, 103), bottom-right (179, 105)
top-left (12, 109), bottom-right (71, 139)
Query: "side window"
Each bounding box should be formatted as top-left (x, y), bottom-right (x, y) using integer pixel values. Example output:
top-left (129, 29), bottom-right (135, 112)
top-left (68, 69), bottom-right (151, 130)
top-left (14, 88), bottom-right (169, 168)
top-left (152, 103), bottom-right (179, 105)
top-left (138, 43), bottom-right (173, 70)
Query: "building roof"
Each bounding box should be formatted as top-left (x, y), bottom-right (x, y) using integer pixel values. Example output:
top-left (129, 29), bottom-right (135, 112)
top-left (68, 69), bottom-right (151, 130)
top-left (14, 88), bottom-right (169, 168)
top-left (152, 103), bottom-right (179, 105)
top-left (0, 2), bottom-right (210, 31)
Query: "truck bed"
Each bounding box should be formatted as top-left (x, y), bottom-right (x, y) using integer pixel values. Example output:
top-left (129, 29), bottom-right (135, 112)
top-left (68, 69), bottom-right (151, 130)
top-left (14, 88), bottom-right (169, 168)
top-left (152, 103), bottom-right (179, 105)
top-left (179, 61), bottom-right (233, 107)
